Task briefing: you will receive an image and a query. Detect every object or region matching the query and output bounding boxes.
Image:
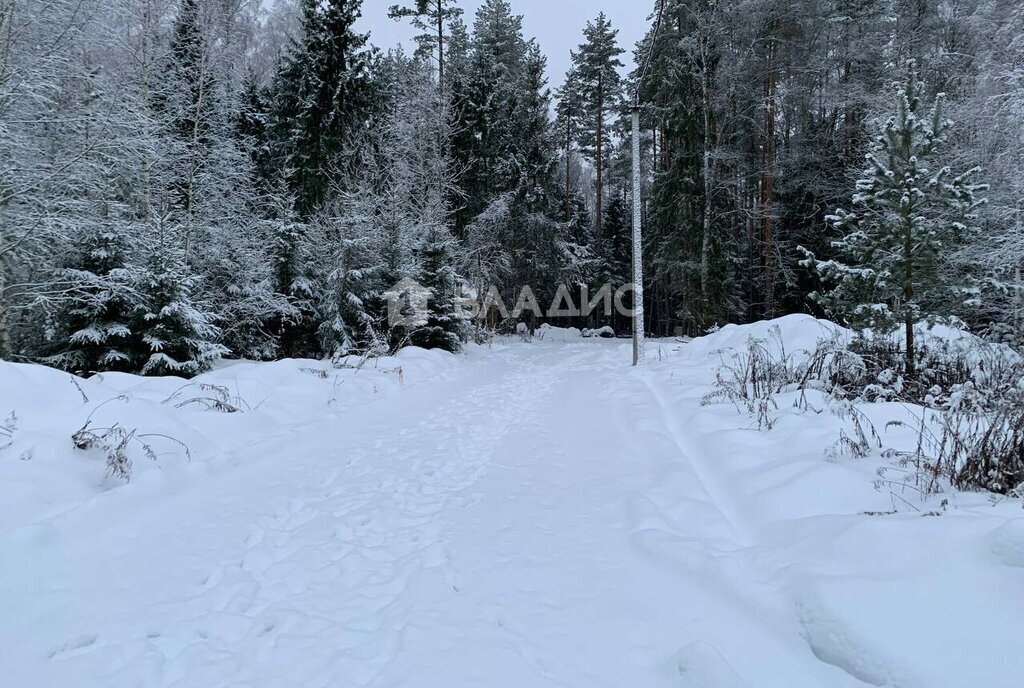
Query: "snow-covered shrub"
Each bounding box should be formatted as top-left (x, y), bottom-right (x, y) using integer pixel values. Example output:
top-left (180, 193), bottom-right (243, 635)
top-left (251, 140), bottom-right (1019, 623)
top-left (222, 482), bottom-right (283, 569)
top-left (985, 321), bottom-right (1023, 350)
top-left (702, 324), bottom-right (1023, 495)
top-left (831, 332), bottom-right (1024, 495)
top-left (161, 383), bottom-right (252, 413)
top-left (843, 334), bottom-right (977, 404)
top-left (71, 398), bottom-right (190, 482)
top-left (72, 422), bottom-right (151, 483)
top-left (701, 327), bottom-right (852, 429)
top-left (940, 381), bottom-right (1024, 494)
top-left (827, 402), bottom-right (883, 460)
top-left (886, 358), bottom-right (1024, 496)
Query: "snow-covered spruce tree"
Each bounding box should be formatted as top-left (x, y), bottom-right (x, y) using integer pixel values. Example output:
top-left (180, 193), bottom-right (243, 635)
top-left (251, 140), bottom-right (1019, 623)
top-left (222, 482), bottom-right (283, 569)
top-left (131, 214), bottom-right (226, 377)
top-left (310, 186), bottom-right (383, 359)
top-left (270, 0), bottom-right (372, 217)
top-left (407, 225), bottom-right (463, 352)
top-left (805, 61), bottom-right (986, 376)
top-left (44, 210), bottom-right (139, 375)
top-left (236, 69), bottom-right (277, 193)
top-left (455, 6), bottom-right (575, 315)
top-left (192, 129), bottom-right (294, 362)
top-left (201, 201), bottom-right (295, 362)
top-left (511, 43), bottom-right (583, 316)
top-left (258, 188), bottom-right (320, 359)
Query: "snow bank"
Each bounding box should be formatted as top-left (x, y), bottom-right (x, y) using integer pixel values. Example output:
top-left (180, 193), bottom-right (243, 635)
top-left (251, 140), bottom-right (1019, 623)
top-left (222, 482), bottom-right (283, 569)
top-left (0, 350), bottom-right (458, 532)
top-left (682, 312), bottom-right (1018, 363)
top-left (681, 314), bottom-right (848, 361)
top-left (651, 314), bottom-right (1024, 688)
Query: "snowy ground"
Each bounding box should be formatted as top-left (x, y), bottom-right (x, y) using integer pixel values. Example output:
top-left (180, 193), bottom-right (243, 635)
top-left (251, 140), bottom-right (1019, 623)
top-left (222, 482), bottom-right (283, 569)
top-left (2, 318), bottom-right (1023, 687)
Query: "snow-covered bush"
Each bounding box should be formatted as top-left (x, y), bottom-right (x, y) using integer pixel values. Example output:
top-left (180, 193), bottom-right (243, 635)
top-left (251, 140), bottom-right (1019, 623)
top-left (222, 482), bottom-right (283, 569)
top-left (161, 383), bottom-right (252, 413)
top-left (842, 335), bottom-right (965, 403)
top-left (886, 358), bottom-right (1024, 496)
top-left (702, 321), bottom-right (1024, 495)
top-left (939, 380), bottom-right (1024, 494)
top-left (71, 398), bottom-right (190, 482)
top-left (701, 327), bottom-right (854, 429)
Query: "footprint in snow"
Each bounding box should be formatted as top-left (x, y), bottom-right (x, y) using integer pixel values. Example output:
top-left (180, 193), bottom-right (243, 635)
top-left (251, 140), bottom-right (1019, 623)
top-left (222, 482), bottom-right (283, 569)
top-left (668, 642), bottom-right (751, 688)
top-left (989, 518), bottom-right (1024, 568)
top-left (47, 634), bottom-right (99, 660)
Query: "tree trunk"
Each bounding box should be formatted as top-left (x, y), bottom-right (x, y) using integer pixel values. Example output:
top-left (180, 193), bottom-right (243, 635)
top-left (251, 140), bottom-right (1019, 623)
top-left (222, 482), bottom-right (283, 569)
top-left (760, 26), bottom-right (777, 319)
top-left (699, 47), bottom-right (715, 323)
top-left (565, 115), bottom-right (572, 222)
top-left (842, 60), bottom-right (854, 159)
top-left (0, 228), bottom-right (8, 359)
top-left (184, 61), bottom-right (208, 274)
top-left (595, 70), bottom-right (604, 244)
top-left (660, 125), bottom-right (670, 172)
top-left (141, 6), bottom-right (152, 223)
top-left (436, 1), bottom-right (444, 96)
top-left (652, 126), bottom-right (658, 173)
top-left (904, 211), bottom-right (916, 377)
top-left (1016, 211), bottom-right (1022, 341)
top-left (1016, 261), bottom-right (1022, 341)
top-left (746, 183), bottom-right (756, 321)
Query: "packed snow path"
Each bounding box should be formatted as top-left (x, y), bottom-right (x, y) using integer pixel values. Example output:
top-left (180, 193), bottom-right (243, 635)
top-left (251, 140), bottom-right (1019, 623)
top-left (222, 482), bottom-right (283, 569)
top-left (4, 332), bottom-right (1024, 687)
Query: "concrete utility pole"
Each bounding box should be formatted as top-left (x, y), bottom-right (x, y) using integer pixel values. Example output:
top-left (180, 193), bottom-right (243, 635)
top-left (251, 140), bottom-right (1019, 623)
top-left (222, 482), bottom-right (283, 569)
top-left (631, 103), bottom-right (645, 366)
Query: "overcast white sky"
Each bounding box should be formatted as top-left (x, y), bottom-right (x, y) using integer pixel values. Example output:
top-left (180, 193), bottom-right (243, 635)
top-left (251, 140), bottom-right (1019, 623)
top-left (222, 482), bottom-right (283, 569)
top-left (354, 1), bottom-right (653, 89)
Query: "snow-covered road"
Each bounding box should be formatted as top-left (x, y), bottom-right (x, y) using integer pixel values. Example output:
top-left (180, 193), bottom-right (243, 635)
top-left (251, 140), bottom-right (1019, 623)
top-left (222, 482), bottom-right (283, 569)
top-left (4, 328), bottom-right (1023, 687)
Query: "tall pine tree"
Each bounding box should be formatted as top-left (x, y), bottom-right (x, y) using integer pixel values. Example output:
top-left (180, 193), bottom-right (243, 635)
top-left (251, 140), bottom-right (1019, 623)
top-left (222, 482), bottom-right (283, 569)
top-left (806, 62), bottom-right (987, 375)
top-left (569, 13), bottom-right (624, 244)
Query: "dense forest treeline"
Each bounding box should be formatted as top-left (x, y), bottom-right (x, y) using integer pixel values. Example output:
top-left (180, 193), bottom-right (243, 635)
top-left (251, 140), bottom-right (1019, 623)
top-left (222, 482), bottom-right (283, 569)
top-left (0, 0), bottom-right (1021, 376)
